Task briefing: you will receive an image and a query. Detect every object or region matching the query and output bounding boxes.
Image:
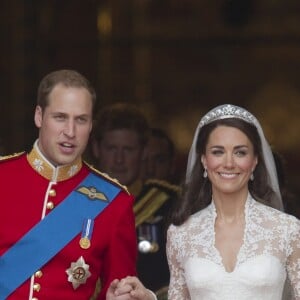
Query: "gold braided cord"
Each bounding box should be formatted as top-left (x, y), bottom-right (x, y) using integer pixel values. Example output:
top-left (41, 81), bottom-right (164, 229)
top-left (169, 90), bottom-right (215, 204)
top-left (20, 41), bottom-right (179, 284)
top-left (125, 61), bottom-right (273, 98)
top-left (134, 188), bottom-right (169, 227)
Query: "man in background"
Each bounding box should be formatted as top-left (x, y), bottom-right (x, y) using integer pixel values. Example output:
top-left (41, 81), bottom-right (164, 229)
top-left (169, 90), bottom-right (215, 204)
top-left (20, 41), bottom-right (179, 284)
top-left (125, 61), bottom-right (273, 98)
top-left (91, 103), bottom-right (180, 297)
top-left (91, 102), bottom-right (148, 197)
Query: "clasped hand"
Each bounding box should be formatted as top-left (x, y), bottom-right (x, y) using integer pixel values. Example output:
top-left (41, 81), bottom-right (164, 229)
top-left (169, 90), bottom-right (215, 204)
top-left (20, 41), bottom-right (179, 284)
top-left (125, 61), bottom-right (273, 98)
top-left (106, 276), bottom-right (156, 300)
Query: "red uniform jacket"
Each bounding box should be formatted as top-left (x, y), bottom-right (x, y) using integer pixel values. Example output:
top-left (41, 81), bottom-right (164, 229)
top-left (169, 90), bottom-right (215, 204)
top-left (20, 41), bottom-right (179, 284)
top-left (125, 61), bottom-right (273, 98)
top-left (0, 146), bottom-right (137, 299)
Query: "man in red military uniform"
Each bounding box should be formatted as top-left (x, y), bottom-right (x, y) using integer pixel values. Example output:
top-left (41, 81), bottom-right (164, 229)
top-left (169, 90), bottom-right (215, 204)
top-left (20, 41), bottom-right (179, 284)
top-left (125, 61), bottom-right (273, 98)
top-left (0, 69), bottom-right (152, 300)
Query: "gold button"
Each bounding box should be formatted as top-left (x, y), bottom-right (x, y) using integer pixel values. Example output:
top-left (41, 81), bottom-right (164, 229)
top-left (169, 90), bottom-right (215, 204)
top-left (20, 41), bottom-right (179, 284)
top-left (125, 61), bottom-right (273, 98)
top-left (33, 283), bottom-right (41, 292)
top-left (46, 202), bottom-right (54, 210)
top-left (49, 189), bottom-right (56, 197)
top-left (34, 270), bottom-right (43, 278)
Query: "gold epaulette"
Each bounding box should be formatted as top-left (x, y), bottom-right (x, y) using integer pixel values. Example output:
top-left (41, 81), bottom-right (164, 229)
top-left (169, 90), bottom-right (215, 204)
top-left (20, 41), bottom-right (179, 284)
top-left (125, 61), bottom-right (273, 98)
top-left (84, 162), bottom-right (130, 195)
top-left (134, 179), bottom-right (181, 227)
top-left (0, 151), bottom-right (25, 162)
top-left (134, 187), bottom-right (169, 227)
top-left (144, 178), bottom-right (182, 195)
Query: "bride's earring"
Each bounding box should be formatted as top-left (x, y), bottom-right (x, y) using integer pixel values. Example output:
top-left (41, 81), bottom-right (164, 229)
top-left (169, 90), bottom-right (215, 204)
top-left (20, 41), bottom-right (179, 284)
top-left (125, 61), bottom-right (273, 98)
top-left (203, 168), bottom-right (208, 178)
top-left (250, 170), bottom-right (254, 181)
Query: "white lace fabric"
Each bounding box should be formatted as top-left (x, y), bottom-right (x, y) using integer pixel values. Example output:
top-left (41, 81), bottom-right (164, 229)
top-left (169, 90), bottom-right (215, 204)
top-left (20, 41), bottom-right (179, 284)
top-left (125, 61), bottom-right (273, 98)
top-left (167, 195), bottom-right (300, 300)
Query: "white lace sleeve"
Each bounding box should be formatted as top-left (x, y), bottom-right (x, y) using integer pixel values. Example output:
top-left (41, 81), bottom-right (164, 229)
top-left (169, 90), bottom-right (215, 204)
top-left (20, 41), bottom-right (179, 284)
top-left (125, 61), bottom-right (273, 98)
top-left (286, 217), bottom-right (300, 299)
top-left (166, 225), bottom-right (191, 300)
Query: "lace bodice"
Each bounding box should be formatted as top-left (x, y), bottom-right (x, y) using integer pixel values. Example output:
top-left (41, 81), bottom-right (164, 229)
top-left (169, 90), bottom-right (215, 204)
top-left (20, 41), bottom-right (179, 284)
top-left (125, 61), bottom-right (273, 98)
top-left (167, 195), bottom-right (300, 300)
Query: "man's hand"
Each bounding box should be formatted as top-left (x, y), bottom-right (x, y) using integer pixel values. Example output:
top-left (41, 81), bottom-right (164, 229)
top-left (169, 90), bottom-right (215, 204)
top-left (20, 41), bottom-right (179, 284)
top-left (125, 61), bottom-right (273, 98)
top-left (106, 276), bottom-right (157, 300)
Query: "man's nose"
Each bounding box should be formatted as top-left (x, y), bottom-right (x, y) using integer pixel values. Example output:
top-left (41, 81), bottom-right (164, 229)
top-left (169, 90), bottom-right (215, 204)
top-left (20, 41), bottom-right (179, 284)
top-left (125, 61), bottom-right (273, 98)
top-left (63, 120), bottom-right (75, 138)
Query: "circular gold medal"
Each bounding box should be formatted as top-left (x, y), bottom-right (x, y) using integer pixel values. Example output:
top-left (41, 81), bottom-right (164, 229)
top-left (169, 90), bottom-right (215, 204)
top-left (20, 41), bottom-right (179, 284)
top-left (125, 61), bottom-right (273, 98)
top-left (79, 237), bottom-right (91, 249)
top-left (150, 242), bottom-right (159, 253)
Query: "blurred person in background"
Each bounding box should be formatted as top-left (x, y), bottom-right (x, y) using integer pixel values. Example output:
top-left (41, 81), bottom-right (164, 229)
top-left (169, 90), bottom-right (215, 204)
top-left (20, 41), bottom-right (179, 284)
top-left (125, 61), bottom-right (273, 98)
top-left (91, 102), bottom-right (148, 197)
top-left (91, 103), bottom-right (180, 298)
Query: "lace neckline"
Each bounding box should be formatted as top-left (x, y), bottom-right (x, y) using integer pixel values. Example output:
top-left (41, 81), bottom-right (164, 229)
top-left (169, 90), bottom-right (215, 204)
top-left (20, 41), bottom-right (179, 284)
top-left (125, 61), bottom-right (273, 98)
top-left (209, 193), bottom-right (253, 273)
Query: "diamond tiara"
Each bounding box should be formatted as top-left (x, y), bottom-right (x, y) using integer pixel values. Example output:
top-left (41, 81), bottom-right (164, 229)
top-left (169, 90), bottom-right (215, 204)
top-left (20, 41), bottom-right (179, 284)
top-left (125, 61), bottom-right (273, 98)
top-left (199, 104), bottom-right (256, 128)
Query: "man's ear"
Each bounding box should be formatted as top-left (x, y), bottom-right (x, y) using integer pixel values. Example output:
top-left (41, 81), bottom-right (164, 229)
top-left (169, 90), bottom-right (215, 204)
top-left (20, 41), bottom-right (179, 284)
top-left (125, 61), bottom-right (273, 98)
top-left (34, 106), bottom-right (43, 128)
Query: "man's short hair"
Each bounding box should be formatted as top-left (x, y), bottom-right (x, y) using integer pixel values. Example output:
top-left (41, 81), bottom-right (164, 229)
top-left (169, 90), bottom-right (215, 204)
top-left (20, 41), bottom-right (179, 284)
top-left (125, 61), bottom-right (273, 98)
top-left (37, 69), bottom-right (96, 112)
top-left (93, 103), bottom-right (149, 147)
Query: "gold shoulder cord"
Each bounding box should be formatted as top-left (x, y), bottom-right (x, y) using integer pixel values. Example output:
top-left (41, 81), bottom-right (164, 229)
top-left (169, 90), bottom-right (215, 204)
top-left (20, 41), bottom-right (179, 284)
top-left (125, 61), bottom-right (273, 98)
top-left (0, 152), bottom-right (24, 161)
top-left (134, 187), bottom-right (170, 227)
top-left (134, 179), bottom-right (181, 227)
top-left (85, 162), bottom-right (130, 195)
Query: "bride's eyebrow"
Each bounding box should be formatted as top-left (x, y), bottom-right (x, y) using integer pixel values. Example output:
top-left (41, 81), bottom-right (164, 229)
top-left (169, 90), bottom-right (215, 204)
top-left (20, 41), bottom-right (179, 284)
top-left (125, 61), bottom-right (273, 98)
top-left (208, 145), bottom-right (249, 150)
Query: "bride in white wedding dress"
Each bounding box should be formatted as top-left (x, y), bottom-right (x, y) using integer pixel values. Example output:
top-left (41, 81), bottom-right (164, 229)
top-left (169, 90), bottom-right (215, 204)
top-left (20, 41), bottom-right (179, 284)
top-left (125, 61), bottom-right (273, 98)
top-left (167, 104), bottom-right (300, 300)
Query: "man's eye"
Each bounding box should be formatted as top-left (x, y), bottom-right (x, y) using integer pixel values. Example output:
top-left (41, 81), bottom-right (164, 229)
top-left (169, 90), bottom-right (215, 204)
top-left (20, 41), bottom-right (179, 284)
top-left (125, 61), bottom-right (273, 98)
top-left (54, 115), bottom-right (65, 120)
top-left (77, 117), bottom-right (88, 123)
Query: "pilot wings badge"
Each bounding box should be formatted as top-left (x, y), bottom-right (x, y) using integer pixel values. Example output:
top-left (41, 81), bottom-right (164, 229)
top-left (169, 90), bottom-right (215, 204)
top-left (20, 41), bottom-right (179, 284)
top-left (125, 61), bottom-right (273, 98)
top-left (76, 186), bottom-right (108, 201)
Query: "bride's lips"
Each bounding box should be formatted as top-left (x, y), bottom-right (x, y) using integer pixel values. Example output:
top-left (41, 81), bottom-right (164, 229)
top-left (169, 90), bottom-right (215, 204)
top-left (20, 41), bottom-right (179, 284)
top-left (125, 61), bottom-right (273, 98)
top-left (218, 172), bottom-right (239, 179)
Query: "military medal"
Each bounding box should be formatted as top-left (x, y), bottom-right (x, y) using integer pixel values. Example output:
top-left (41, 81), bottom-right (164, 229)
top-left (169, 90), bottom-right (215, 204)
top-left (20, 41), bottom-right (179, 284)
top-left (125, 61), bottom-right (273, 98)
top-left (138, 223), bottom-right (159, 253)
top-left (79, 218), bottom-right (94, 249)
top-left (79, 237), bottom-right (91, 249)
top-left (66, 256), bottom-right (91, 289)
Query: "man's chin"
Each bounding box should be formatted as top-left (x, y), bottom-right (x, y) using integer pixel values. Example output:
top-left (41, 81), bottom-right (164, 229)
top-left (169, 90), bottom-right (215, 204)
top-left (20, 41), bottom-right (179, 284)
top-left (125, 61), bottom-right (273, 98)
top-left (55, 155), bottom-right (78, 166)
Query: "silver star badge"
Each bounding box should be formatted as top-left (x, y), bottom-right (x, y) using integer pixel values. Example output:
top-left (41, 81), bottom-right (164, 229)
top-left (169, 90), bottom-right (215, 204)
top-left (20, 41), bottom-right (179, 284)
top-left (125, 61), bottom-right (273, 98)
top-left (66, 256), bottom-right (91, 289)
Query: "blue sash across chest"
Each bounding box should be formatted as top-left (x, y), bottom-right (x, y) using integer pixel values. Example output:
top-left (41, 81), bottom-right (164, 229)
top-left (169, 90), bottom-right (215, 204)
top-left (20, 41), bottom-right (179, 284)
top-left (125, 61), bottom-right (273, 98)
top-left (0, 172), bottom-right (121, 299)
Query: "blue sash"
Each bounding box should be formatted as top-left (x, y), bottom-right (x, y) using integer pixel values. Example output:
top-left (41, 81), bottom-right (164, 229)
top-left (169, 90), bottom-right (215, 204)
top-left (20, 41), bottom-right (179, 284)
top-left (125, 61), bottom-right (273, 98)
top-left (0, 172), bottom-right (121, 299)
